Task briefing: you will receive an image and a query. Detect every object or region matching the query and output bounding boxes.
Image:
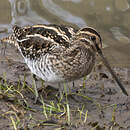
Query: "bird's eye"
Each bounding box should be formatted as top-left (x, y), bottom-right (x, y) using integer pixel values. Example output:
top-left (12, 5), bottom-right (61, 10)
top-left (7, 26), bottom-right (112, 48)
top-left (90, 36), bottom-right (96, 41)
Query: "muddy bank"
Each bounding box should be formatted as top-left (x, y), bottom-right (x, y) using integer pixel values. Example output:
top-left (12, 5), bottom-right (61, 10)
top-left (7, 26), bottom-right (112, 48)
top-left (0, 53), bottom-right (129, 129)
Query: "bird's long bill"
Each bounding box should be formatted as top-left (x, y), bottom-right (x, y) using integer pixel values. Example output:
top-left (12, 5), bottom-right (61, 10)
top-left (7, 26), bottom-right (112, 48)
top-left (97, 49), bottom-right (128, 96)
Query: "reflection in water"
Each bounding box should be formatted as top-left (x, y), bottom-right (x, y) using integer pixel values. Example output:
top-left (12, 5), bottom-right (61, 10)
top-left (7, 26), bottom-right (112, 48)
top-left (16, 0), bottom-right (28, 15)
top-left (110, 27), bottom-right (130, 43)
top-left (61, 0), bottom-right (82, 3)
top-left (115, 0), bottom-right (129, 11)
top-left (41, 0), bottom-right (86, 27)
top-left (8, 0), bottom-right (49, 29)
top-left (0, 0), bottom-right (130, 67)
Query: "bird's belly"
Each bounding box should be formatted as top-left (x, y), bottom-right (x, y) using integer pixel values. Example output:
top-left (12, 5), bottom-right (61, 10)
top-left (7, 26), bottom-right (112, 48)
top-left (23, 53), bottom-right (95, 83)
top-left (24, 58), bottom-right (64, 83)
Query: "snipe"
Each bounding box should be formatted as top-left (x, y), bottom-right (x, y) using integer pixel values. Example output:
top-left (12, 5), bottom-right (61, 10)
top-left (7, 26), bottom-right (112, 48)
top-left (1, 24), bottom-right (128, 101)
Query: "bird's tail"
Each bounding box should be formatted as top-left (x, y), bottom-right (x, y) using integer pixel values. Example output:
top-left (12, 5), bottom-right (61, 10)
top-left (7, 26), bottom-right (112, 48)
top-left (0, 34), bottom-right (18, 47)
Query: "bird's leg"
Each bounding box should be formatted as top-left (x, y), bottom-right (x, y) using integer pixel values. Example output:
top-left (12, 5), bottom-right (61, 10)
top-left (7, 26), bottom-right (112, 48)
top-left (69, 81), bottom-right (77, 94)
top-left (32, 74), bottom-right (39, 103)
top-left (72, 81), bottom-right (75, 88)
top-left (70, 81), bottom-right (79, 94)
top-left (58, 83), bottom-right (64, 99)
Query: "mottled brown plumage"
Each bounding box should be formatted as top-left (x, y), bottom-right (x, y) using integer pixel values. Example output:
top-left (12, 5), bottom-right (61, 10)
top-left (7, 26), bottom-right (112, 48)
top-left (1, 24), bottom-right (128, 100)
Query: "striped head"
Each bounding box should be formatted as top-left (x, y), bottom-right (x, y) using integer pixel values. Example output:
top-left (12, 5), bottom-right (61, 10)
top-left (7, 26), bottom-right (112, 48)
top-left (75, 27), bottom-right (102, 53)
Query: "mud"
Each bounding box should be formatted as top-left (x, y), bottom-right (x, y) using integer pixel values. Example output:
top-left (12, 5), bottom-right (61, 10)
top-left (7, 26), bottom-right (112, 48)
top-left (0, 44), bottom-right (130, 130)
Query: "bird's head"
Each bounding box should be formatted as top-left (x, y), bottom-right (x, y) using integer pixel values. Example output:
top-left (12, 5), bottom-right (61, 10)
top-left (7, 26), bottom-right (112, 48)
top-left (75, 27), bottom-right (102, 53)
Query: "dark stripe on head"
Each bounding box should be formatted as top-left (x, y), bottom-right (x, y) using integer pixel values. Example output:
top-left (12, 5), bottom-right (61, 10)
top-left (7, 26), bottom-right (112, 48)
top-left (80, 27), bottom-right (102, 42)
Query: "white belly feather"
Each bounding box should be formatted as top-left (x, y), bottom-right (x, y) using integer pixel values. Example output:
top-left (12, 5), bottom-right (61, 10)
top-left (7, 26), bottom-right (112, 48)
top-left (24, 56), bottom-right (64, 83)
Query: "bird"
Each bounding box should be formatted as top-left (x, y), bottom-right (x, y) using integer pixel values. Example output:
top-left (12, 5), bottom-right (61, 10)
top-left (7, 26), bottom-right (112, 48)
top-left (1, 24), bottom-right (128, 102)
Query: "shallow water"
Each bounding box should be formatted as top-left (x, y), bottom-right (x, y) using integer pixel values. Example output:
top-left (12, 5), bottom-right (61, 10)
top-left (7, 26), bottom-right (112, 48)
top-left (0, 0), bottom-right (130, 67)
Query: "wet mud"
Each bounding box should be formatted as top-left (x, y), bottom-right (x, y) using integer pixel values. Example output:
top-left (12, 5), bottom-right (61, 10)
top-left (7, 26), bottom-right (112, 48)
top-left (0, 45), bottom-right (130, 129)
